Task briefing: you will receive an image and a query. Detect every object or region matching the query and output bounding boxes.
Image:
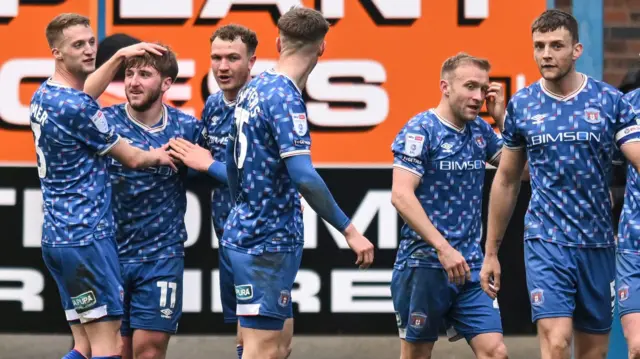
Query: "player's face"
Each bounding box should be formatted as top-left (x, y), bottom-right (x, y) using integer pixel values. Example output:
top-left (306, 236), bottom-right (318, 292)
top-left (125, 65), bottom-right (168, 112)
top-left (53, 25), bottom-right (97, 75)
top-left (533, 28), bottom-right (582, 81)
top-left (446, 64), bottom-right (490, 122)
top-left (210, 38), bottom-right (255, 94)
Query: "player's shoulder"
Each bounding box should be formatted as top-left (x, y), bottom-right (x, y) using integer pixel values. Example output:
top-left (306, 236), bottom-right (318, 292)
top-left (38, 80), bottom-right (97, 113)
top-left (165, 104), bottom-right (199, 124)
top-left (400, 110), bottom-right (438, 135)
top-left (585, 76), bottom-right (622, 97)
top-left (623, 87), bottom-right (640, 106)
top-left (256, 69), bottom-right (302, 100)
top-left (101, 103), bottom-right (126, 119)
top-left (508, 81), bottom-right (542, 106)
top-left (205, 91), bottom-right (225, 108)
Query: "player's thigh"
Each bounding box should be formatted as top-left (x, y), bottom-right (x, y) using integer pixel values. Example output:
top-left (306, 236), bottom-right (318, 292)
top-left (132, 329), bottom-right (171, 359)
top-left (219, 246), bottom-right (238, 324)
top-left (621, 313), bottom-right (640, 352)
top-left (447, 269), bottom-right (503, 344)
top-left (617, 251), bottom-right (640, 319)
top-left (129, 257), bottom-right (184, 336)
top-left (42, 238), bottom-right (124, 324)
top-left (69, 323), bottom-right (91, 357)
top-left (390, 265), bottom-right (450, 344)
top-left (574, 246), bottom-right (615, 334)
top-left (524, 238), bottom-right (577, 323)
top-left (229, 247), bottom-right (302, 331)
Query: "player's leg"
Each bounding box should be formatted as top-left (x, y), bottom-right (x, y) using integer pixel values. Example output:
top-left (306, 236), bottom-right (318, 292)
top-left (573, 246), bottom-right (616, 359)
top-left (229, 247), bottom-right (302, 359)
top-left (219, 245), bottom-right (244, 358)
top-left (128, 257), bottom-right (184, 359)
top-left (390, 265), bottom-right (449, 359)
top-left (120, 263), bottom-right (135, 359)
top-left (616, 251), bottom-right (640, 358)
top-left (447, 268), bottom-right (507, 359)
top-left (524, 238), bottom-right (578, 359)
top-left (68, 323), bottom-right (91, 358)
top-left (279, 318), bottom-right (294, 359)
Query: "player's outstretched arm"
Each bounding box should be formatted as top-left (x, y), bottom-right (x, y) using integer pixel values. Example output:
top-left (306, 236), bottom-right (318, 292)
top-left (284, 155), bottom-right (374, 269)
top-left (391, 167), bottom-right (471, 285)
top-left (168, 138), bottom-right (227, 183)
top-left (107, 140), bottom-right (177, 171)
top-left (84, 43), bottom-right (166, 100)
top-left (480, 148), bottom-right (527, 299)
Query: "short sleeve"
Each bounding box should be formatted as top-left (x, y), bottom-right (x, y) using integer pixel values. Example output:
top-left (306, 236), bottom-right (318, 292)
top-left (616, 90), bottom-right (640, 148)
top-left (69, 98), bottom-right (120, 155)
top-left (481, 120), bottom-right (503, 165)
top-left (266, 93), bottom-right (311, 159)
top-left (502, 100), bottom-right (525, 150)
top-left (391, 119), bottom-right (429, 178)
top-left (198, 97), bottom-right (214, 147)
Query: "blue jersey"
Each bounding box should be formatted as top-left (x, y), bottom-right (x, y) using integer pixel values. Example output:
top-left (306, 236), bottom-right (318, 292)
top-left (103, 104), bottom-right (203, 263)
top-left (223, 70), bottom-right (310, 254)
top-left (29, 80), bottom-right (121, 247)
top-left (200, 92), bottom-right (235, 237)
top-left (503, 75), bottom-right (640, 248)
top-left (617, 88), bottom-right (640, 254)
top-left (391, 110), bottom-right (503, 269)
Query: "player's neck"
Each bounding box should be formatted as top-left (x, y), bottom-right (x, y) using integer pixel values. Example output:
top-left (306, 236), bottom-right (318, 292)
top-left (222, 90), bottom-right (239, 103)
top-left (127, 101), bottom-right (164, 127)
top-left (274, 54), bottom-right (315, 92)
top-left (52, 66), bottom-right (86, 92)
top-left (542, 70), bottom-right (584, 97)
top-left (434, 103), bottom-right (466, 130)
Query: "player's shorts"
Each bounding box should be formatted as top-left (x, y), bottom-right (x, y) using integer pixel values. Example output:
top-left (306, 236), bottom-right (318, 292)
top-left (616, 251), bottom-right (640, 317)
top-left (120, 257), bottom-right (184, 336)
top-left (42, 236), bottom-right (124, 324)
top-left (219, 245), bottom-right (238, 323)
top-left (390, 264), bottom-right (502, 343)
top-left (225, 245), bottom-right (302, 331)
top-left (524, 238), bottom-right (615, 334)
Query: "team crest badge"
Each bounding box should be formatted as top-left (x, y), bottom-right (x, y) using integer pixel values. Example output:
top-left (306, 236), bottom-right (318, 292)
top-left (278, 290), bottom-right (291, 307)
top-left (474, 135), bottom-right (486, 148)
top-left (291, 113), bottom-right (308, 136)
top-left (583, 108), bottom-right (601, 124)
top-left (530, 288), bottom-right (544, 306)
top-left (409, 312), bottom-right (427, 329)
top-left (619, 285), bottom-right (630, 302)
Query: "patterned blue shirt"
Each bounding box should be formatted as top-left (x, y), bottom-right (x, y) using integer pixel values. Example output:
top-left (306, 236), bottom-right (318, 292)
top-left (103, 103), bottom-right (203, 262)
top-left (30, 80), bottom-right (120, 247)
top-left (503, 75), bottom-right (640, 248)
top-left (223, 70), bottom-right (309, 254)
top-left (392, 110), bottom-right (502, 269)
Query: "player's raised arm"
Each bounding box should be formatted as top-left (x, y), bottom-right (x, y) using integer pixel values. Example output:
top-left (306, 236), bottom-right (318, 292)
top-left (84, 42), bottom-right (166, 99)
top-left (480, 101), bottom-right (528, 299)
top-left (619, 89), bottom-right (640, 172)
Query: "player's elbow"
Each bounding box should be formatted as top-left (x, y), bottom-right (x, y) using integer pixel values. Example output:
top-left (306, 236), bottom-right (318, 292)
top-left (391, 188), bottom-right (411, 213)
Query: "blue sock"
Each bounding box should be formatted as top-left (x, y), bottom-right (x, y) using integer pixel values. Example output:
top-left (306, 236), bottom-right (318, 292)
top-left (62, 350), bottom-right (86, 359)
top-left (236, 344), bottom-right (243, 359)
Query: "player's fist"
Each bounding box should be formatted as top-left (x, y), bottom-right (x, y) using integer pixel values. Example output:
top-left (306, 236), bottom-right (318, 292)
top-left (344, 224), bottom-right (374, 269)
top-left (117, 42), bottom-right (166, 59)
top-left (437, 244), bottom-right (471, 286)
top-left (485, 82), bottom-right (506, 129)
top-left (480, 254), bottom-right (501, 299)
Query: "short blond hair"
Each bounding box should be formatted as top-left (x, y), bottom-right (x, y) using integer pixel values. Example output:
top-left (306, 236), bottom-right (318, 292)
top-left (45, 13), bottom-right (90, 48)
top-left (277, 7), bottom-right (329, 50)
top-left (441, 52), bottom-right (491, 79)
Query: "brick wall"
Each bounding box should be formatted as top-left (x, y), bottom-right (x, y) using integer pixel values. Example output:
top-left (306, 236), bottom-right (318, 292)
top-left (553, 0), bottom-right (640, 87)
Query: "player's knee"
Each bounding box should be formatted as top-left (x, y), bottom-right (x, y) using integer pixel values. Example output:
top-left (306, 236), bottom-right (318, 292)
top-left (484, 342), bottom-right (508, 359)
top-left (134, 343), bottom-right (165, 359)
top-left (546, 335), bottom-right (571, 355)
top-left (628, 338), bottom-right (640, 359)
top-left (278, 344), bottom-right (292, 359)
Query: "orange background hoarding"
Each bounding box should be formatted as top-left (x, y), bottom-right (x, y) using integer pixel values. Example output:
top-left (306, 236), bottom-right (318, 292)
top-left (0, 0), bottom-right (545, 165)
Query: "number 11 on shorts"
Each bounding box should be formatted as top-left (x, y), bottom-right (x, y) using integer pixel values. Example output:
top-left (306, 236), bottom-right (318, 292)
top-left (157, 281), bottom-right (177, 309)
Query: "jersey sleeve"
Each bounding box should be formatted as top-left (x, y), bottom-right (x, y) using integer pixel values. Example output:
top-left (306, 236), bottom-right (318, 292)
top-left (482, 120), bottom-right (503, 165)
top-left (502, 100), bottom-right (525, 150)
top-left (391, 119), bottom-right (429, 177)
top-left (266, 94), bottom-right (311, 159)
top-left (182, 114), bottom-right (205, 145)
top-left (198, 99), bottom-right (213, 147)
top-left (70, 98), bottom-right (120, 155)
top-left (616, 90), bottom-right (640, 147)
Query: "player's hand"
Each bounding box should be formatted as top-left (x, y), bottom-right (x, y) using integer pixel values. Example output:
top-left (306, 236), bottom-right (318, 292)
top-left (479, 254), bottom-right (501, 299)
top-left (486, 82), bottom-right (506, 129)
top-left (344, 224), bottom-right (374, 269)
top-left (117, 42), bottom-right (166, 59)
top-left (151, 143), bottom-right (178, 172)
top-left (168, 138), bottom-right (213, 172)
top-left (436, 244), bottom-right (471, 286)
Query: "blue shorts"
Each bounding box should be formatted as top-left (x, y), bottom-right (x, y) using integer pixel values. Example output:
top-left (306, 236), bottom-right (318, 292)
top-left (525, 238), bottom-right (615, 334)
top-left (219, 245), bottom-right (237, 323)
top-left (42, 237), bottom-right (124, 324)
top-left (616, 251), bottom-right (640, 317)
top-left (390, 264), bottom-right (502, 343)
top-left (226, 246), bottom-right (302, 331)
top-left (120, 257), bottom-right (184, 336)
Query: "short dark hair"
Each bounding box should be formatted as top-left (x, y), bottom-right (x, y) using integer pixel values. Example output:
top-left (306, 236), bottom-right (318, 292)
top-left (441, 52), bottom-right (491, 79)
top-left (124, 42), bottom-right (179, 82)
top-left (210, 24), bottom-right (258, 56)
top-left (46, 13), bottom-right (90, 48)
top-left (277, 6), bottom-right (329, 49)
top-left (531, 9), bottom-right (579, 42)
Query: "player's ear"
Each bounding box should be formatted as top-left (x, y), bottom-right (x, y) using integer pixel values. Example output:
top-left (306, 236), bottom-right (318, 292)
top-left (440, 79), bottom-right (450, 96)
top-left (572, 42), bottom-right (583, 61)
top-left (52, 47), bottom-right (63, 60)
top-left (161, 77), bottom-right (173, 92)
top-left (318, 41), bottom-right (326, 57)
top-left (276, 37), bottom-right (282, 54)
top-left (248, 54), bottom-right (257, 70)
